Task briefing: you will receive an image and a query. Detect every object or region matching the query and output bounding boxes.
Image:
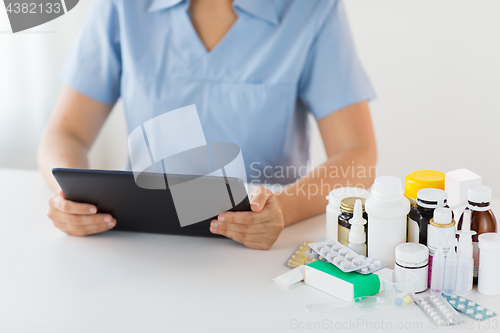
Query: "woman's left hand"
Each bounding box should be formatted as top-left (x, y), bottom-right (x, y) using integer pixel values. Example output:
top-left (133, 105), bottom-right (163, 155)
top-left (210, 186), bottom-right (284, 250)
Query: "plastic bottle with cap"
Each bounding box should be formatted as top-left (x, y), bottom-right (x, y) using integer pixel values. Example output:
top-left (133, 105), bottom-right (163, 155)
top-left (408, 188), bottom-right (449, 245)
top-left (366, 176), bottom-right (410, 267)
top-left (457, 185), bottom-right (497, 285)
top-left (456, 210), bottom-right (476, 295)
top-left (430, 240), bottom-right (445, 293)
top-left (347, 199), bottom-right (367, 256)
top-left (478, 233), bottom-right (500, 295)
top-left (443, 239), bottom-right (458, 295)
top-left (427, 207), bottom-right (455, 287)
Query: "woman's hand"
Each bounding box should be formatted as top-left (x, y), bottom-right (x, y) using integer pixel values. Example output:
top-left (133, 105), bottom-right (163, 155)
top-left (47, 190), bottom-right (116, 236)
top-left (210, 186), bottom-right (284, 250)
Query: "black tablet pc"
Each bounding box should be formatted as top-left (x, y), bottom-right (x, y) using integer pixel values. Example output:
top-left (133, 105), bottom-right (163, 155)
top-left (52, 168), bottom-right (251, 237)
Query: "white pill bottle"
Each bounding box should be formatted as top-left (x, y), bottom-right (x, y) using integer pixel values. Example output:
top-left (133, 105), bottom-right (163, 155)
top-left (326, 187), bottom-right (370, 240)
top-left (366, 176), bottom-right (410, 268)
top-left (478, 233), bottom-right (500, 295)
top-left (395, 243), bottom-right (429, 293)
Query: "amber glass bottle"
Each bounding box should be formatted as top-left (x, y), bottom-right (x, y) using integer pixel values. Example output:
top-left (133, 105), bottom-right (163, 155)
top-left (457, 185), bottom-right (497, 285)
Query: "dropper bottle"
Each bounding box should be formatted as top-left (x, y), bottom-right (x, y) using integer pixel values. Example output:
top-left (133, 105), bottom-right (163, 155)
top-left (443, 239), bottom-right (458, 295)
top-left (348, 199), bottom-right (367, 256)
top-left (431, 240), bottom-right (445, 293)
top-left (456, 210), bottom-right (476, 295)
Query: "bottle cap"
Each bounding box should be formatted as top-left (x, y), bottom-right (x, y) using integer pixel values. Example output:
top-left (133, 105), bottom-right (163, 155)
top-left (404, 170), bottom-right (445, 200)
top-left (348, 199), bottom-right (367, 244)
top-left (430, 207), bottom-right (454, 226)
top-left (467, 185), bottom-right (492, 204)
top-left (340, 197), bottom-right (366, 213)
top-left (326, 187), bottom-right (370, 206)
top-left (395, 243), bottom-right (429, 266)
top-left (417, 188), bottom-right (448, 208)
top-left (459, 210), bottom-right (472, 232)
top-left (456, 210), bottom-right (476, 259)
top-left (478, 233), bottom-right (500, 252)
top-left (371, 176), bottom-right (404, 199)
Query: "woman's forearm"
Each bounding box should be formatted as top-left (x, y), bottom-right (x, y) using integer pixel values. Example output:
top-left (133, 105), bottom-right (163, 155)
top-left (276, 147), bottom-right (376, 226)
top-left (38, 86), bottom-right (114, 192)
top-left (38, 128), bottom-right (90, 192)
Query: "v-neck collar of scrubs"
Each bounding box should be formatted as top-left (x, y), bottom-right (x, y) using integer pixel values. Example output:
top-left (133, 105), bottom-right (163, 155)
top-left (147, 0), bottom-right (279, 26)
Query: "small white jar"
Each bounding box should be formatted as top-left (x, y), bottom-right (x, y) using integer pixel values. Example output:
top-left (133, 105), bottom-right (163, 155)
top-left (395, 243), bottom-right (429, 293)
top-left (478, 233), bottom-right (500, 295)
top-left (326, 187), bottom-right (370, 240)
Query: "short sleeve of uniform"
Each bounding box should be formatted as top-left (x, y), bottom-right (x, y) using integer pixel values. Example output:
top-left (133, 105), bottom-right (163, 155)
top-left (59, 0), bottom-right (121, 105)
top-left (298, 0), bottom-right (375, 120)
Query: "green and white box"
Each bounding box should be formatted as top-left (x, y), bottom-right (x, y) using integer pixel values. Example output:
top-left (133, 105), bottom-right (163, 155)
top-left (304, 261), bottom-right (381, 302)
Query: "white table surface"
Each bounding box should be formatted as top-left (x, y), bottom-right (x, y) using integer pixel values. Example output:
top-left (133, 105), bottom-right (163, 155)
top-left (0, 168), bottom-right (498, 333)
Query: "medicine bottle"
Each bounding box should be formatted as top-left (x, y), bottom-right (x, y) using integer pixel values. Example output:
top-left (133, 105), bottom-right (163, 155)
top-left (477, 233), bottom-right (500, 295)
top-left (395, 243), bottom-right (429, 293)
top-left (326, 187), bottom-right (370, 240)
top-left (337, 197), bottom-right (367, 246)
top-left (404, 170), bottom-right (445, 242)
top-left (457, 185), bottom-right (497, 285)
top-left (408, 188), bottom-right (449, 245)
top-left (366, 176), bottom-right (410, 268)
top-left (427, 207), bottom-right (455, 287)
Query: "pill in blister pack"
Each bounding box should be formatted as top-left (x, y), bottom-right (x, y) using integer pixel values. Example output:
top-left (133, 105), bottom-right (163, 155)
top-left (308, 239), bottom-right (369, 273)
top-left (284, 241), bottom-right (318, 268)
top-left (356, 257), bottom-right (387, 274)
top-left (415, 294), bottom-right (462, 326)
top-left (441, 294), bottom-right (497, 321)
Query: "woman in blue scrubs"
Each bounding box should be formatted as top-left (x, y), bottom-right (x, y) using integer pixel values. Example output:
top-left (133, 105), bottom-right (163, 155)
top-left (39, 0), bottom-right (377, 250)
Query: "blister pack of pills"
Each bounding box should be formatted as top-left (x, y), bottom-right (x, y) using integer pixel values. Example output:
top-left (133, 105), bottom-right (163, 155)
top-left (304, 249), bottom-right (386, 274)
top-left (307, 239), bottom-right (387, 274)
top-left (284, 240), bottom-right (317, 269)
top-left (415, 294), bottom-right (462, 326)
top-left (308, 239), bottom-right (369, 273)
top-left (441, 294), bottom-right (497, 321)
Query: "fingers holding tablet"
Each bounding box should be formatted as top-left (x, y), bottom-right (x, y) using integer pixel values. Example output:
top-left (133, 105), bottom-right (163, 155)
top-left (47, 190), bottom-right (116, 236)
top-left (211, 186), bottom-right (284, 250)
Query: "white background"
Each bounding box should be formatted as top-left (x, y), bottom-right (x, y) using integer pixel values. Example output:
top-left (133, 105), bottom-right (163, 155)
top-left (1, 0), bottom-right (499, 193)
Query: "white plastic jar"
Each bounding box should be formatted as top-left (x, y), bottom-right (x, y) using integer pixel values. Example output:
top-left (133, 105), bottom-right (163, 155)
top-left (326, 187), bottom-right (370, 240)
top-left (366, 176), bottom-right (410, 267)
top-left (478, 233), bottom-right (500, 295)
top-left (395, 243), bottom-right (429, 293)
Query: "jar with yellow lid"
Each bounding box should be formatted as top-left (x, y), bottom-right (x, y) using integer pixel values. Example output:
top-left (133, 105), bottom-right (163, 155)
top-left (405, 170), bottom-right (445, 242)
top-left (405, 170), bottom-right (445, 205)
top-left (338, 197), bottom-right (368, 246)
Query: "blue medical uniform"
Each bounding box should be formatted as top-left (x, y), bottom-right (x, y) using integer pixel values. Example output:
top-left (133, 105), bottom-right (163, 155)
top-left (60, 0), bottom-right (375, 184)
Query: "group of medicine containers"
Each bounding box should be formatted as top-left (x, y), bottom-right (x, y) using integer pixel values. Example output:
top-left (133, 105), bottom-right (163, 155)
top-left (326, 169), bottom-right (498, 296)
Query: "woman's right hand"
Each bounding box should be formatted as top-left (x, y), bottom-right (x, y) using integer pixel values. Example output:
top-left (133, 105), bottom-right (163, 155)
top-left (47, 190), bottom-right (116, 236)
